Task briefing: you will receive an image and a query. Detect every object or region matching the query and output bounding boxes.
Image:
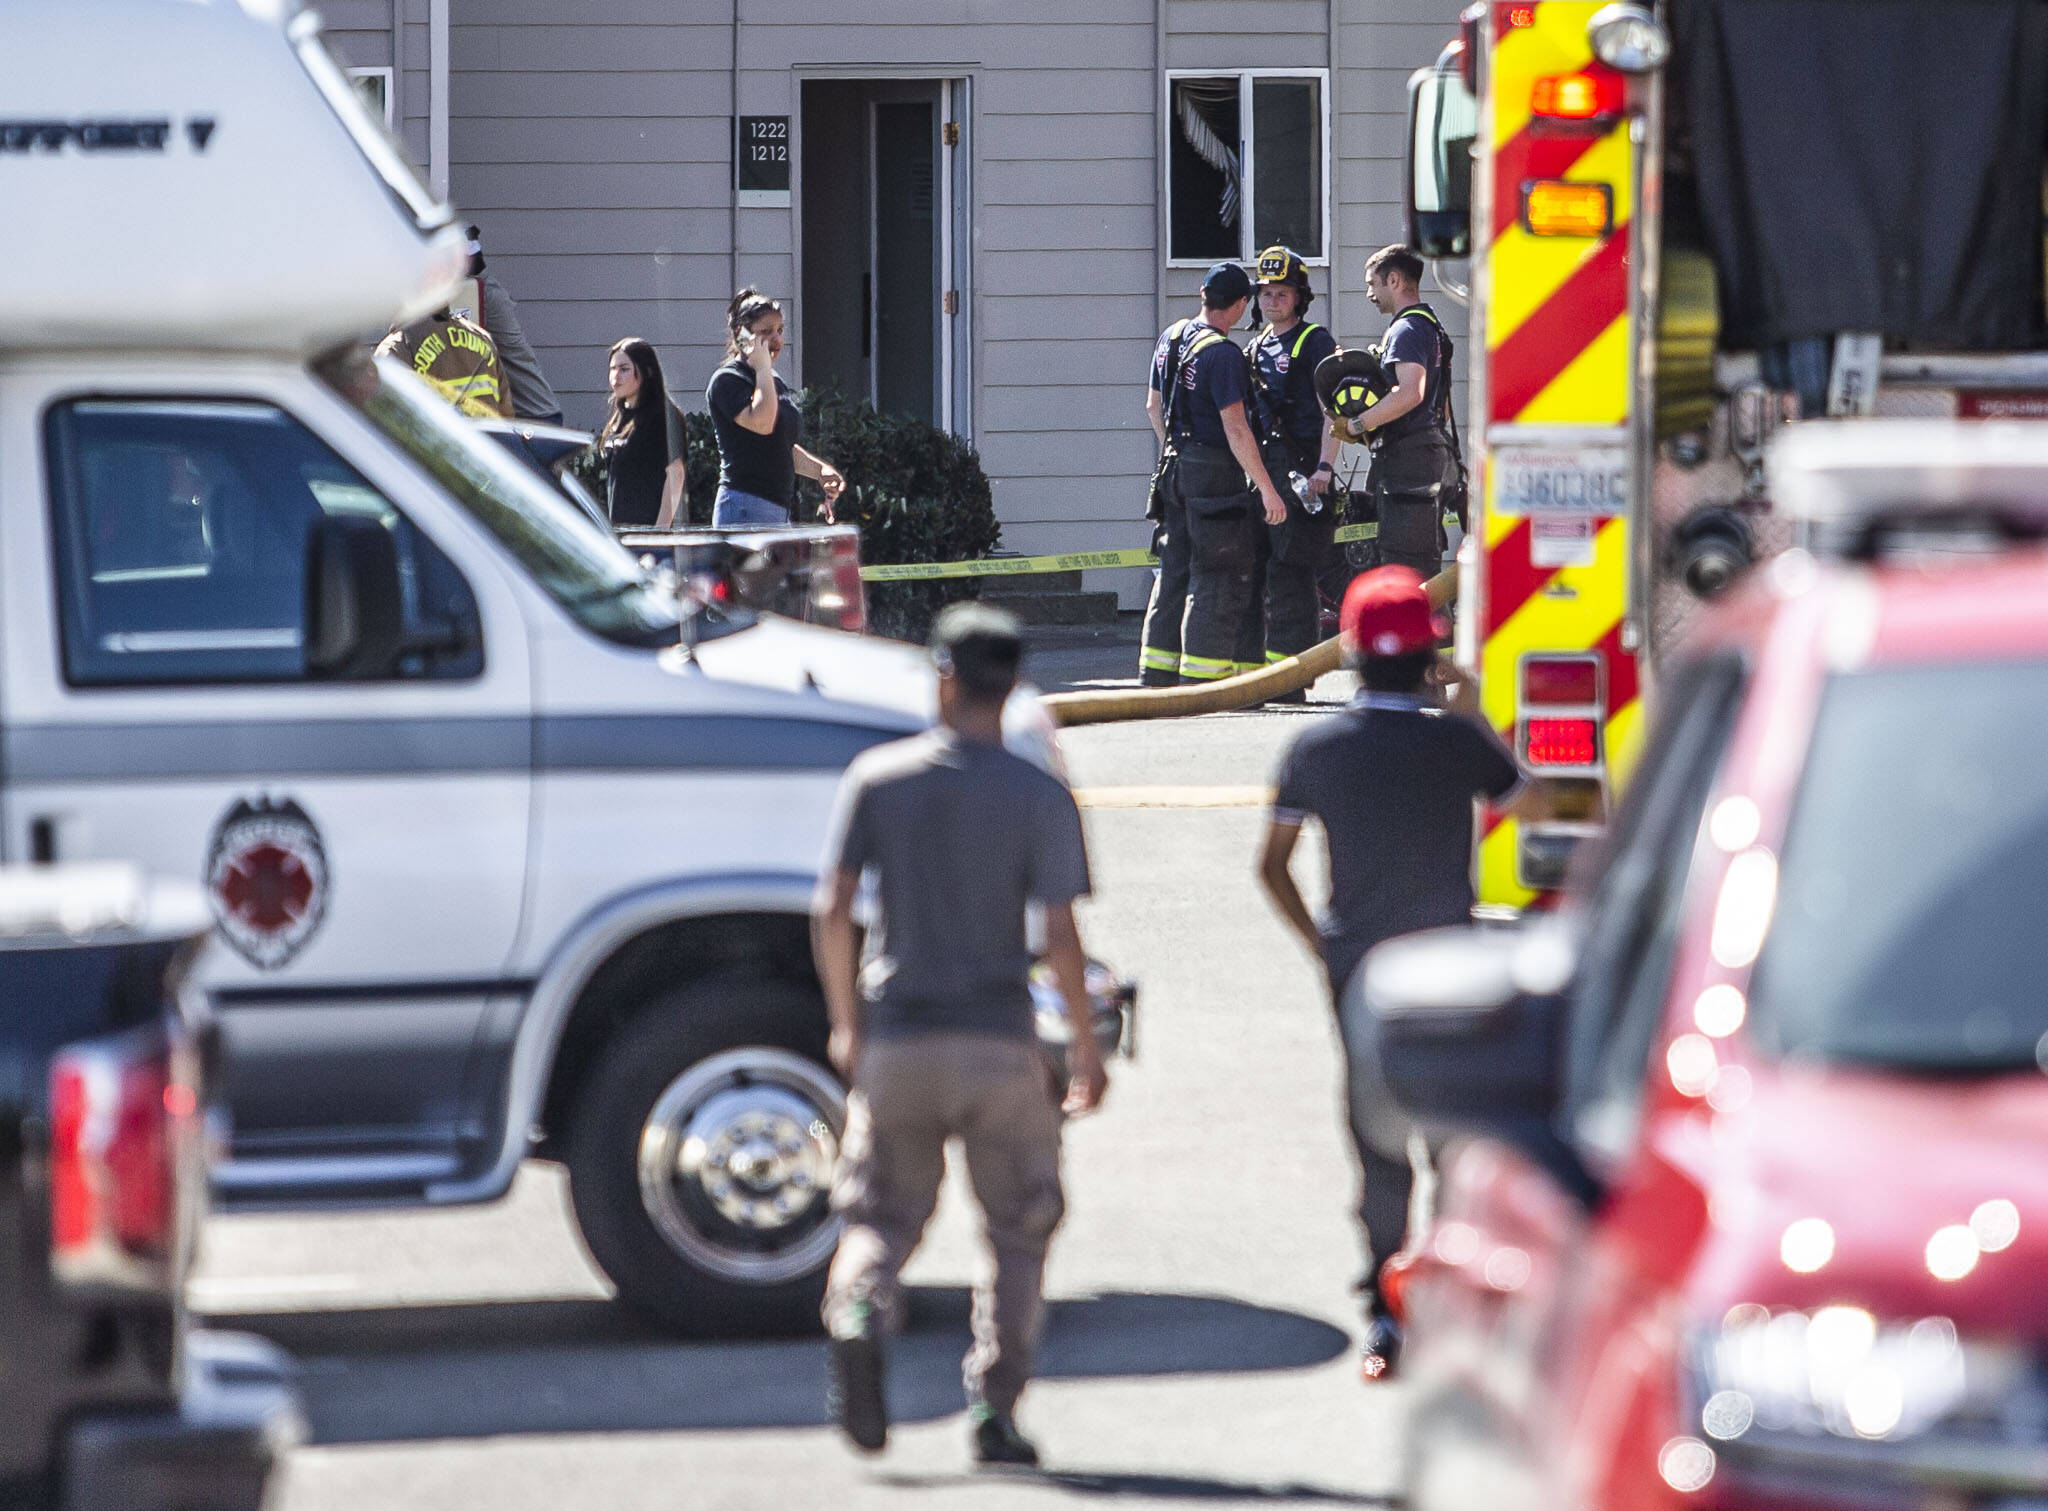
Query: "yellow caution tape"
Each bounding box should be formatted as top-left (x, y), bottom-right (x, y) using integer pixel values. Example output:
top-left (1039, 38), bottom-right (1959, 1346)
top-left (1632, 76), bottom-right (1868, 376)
top-left (859, 548), bottom-right (1157, 582)
top-left (857, 515), bottom-right (1450, 580)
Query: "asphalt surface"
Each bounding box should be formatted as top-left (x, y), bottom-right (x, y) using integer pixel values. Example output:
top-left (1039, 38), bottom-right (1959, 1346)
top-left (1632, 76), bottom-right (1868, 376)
top-left (194, 613), bottom-right (1399, 1510)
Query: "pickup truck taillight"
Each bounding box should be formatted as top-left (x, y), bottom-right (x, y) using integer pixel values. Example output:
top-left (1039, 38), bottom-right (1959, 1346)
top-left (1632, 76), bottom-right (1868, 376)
top-left (811, 532), bottom-right (868, 634)
top-left (49, 1029), bottom-right (193, 1293)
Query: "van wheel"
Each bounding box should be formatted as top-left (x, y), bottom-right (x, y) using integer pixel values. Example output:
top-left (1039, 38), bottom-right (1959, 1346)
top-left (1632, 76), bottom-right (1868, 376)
top-left (565, 978), bottom-right (844, 1335)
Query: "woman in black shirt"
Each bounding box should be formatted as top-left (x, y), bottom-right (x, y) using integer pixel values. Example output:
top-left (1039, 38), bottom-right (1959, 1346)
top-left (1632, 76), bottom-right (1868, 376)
top-left (598, 337), bottom-right (686, 528)
top-left (706, 288), bottom-right (844, 526)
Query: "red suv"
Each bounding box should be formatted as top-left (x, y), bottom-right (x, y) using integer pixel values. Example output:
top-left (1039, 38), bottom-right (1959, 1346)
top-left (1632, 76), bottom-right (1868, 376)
top-left (1362, 421), bottom-right (2048, 1511)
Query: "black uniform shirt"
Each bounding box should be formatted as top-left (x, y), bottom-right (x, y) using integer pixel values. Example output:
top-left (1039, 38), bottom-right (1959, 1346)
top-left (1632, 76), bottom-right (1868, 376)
top-left (1272, 692), bottom-right (1520, 990)
top-left (1150, 317), bottom-right (1250, 450)
top-left (707, 361), bottom-right (802, 508)
top-left (1376, 303), bottom-right (1453, 441)
top-left (1248, 319), bottom-right (1339, 463)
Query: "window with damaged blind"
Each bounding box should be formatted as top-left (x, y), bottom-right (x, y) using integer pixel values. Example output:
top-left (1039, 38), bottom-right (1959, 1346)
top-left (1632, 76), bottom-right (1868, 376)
top-left (1168, 71), bottom-right (1328, 265)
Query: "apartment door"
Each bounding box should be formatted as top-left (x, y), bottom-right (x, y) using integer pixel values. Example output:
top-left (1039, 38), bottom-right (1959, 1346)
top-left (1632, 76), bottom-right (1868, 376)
top-left (800, 78), bottom-right (971, 436)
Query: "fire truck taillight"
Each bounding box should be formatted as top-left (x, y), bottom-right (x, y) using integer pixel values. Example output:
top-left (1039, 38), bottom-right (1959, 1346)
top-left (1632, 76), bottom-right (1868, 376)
top-left (1525, 717), bottom-right (1599, 767)
top-left (1521, 180), bottom-right (1614, 238)
top-left (1521, 655), bottom-right (1600, 705)
top-left (1500, 2), bottom-right (1535, 28)
top-left (1530, 69), bottom-right (1623, 124)
top-left (1519, 655), bottom-right (1603, 769)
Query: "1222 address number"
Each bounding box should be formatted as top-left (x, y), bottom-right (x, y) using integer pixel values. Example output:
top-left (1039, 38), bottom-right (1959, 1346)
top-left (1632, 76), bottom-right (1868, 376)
top-left (1494, 447), bottom-right (1627, 516)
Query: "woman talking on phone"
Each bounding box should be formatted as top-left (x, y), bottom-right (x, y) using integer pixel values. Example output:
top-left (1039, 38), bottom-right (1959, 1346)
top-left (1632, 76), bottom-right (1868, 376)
top-left (707, 287), bottom-right (845, 526)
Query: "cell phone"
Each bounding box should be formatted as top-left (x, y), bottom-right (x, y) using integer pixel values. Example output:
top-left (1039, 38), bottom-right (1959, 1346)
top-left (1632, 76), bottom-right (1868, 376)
top-left (738, 329), bottom-right (755, 354)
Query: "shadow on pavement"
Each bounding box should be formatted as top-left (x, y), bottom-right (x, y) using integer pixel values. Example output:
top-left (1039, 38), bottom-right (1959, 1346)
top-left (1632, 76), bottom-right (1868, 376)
top-left (212, 1287), bottom-right (1349, 1446)
top-left (875, 1469), bottom-right (1395, 1504)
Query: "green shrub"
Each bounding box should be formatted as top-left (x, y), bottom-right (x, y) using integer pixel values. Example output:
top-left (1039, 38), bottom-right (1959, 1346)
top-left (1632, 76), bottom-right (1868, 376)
top-left (681, 410), bottom-right (718, 522)
top-left (687, 386), bottom-right (1001, 642)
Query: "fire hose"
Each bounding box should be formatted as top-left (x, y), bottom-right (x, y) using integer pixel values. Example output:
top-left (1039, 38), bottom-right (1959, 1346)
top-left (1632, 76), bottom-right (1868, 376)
top-left (1041, 564), bottom-right (1458, 727)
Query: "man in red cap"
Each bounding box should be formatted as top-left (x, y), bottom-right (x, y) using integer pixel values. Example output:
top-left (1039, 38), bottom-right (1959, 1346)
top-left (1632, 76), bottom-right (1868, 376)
top-left (1256, 565), bottom-right (1521, 1379)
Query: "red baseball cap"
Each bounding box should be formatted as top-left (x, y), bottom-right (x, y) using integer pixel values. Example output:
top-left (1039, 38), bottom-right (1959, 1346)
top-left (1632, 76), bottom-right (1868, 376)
top-left (1340, 566), bottom-right (1443, 659)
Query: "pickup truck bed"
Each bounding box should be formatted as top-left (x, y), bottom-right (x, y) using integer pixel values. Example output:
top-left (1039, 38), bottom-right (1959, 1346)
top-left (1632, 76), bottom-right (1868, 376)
top-left (0, 867), bottom-right (300, 1510)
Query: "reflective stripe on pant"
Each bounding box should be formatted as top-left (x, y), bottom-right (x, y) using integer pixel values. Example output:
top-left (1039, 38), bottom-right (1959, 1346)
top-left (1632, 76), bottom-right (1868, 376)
top-left (1177, 651), bottom-right (1242, 681)
top-left (823, 1033), bottom-right (1065, 1416)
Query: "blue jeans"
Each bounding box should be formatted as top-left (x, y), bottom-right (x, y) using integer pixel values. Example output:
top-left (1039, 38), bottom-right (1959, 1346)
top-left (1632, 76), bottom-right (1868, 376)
top-left (712, 486), bottom-right (792, 526)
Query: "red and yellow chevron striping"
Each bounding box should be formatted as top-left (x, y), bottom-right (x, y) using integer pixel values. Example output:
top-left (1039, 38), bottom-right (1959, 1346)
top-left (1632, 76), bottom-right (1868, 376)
top-left (1473, 0), bottom-right (1644, 909)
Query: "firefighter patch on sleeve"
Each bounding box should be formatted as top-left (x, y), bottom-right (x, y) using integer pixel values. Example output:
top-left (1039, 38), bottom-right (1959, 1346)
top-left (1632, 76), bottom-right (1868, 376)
top-left (205, 797), bottom-right (329, 970)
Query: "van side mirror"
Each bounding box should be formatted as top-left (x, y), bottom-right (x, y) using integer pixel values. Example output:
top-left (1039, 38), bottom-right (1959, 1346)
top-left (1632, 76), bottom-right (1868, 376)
top-left (1362, 922), bottom-right (1600, 1204)
top-left (1405, 61), bottom-right (1477, 260)
top-left (304, 515), bottom-right (406, 679)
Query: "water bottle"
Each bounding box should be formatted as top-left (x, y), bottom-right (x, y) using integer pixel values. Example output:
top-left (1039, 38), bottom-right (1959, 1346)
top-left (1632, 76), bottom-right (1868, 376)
top-left (1289, 470), bottom-right (1324, 515)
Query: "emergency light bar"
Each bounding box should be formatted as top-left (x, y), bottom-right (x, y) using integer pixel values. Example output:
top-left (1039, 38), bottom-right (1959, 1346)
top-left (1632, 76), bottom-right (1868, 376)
top-left (1769, 421), bottom-right (2048, 546)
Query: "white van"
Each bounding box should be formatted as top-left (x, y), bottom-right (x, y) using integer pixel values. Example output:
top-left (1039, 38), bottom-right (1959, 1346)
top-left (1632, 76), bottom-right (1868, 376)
top-left (0, 0), bottom-right (1057, 1331)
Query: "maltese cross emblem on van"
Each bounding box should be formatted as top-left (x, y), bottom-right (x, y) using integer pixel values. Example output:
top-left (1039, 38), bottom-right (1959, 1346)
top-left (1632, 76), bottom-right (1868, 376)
top-left (205, 798), bottom-right (330, 970)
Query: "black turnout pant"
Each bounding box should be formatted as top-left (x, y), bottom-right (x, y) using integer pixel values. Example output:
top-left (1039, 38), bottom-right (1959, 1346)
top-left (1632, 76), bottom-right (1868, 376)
top-left (1140, 447), bottom-right (1260, 683)
top-left (1252, 441), bottom-right (1336, 662)
top-left (1368, 431), bottom-right (1456, 580)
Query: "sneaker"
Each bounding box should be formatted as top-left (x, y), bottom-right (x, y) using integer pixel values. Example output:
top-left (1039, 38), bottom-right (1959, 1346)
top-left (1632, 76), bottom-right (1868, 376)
top-left (1359, 1309), bottom-right (1404, 1383)
top-left (827, 1303), bottom-right (888, 1453)
top-left (971, 1406), bottom-right (1041, 1468)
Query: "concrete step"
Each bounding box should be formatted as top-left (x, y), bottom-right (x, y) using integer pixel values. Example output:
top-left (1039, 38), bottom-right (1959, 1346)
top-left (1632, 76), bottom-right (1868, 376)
top-left (982, 568), bottom-right (1085, 597)
top-left (987, 588), bottom-right (1121, 625)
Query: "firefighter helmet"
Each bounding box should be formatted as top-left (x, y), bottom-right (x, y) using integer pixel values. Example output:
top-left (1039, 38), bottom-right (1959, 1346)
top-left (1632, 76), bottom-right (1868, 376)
top-left (1315, 347), bottom-right (1393, 420)
top-left (1256, 245), bottom-right (1314, 311)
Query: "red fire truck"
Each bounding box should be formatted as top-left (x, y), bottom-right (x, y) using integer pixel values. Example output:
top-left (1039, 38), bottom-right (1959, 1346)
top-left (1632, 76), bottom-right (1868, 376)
top-left (1407, 0), bottom-right (2048, 911)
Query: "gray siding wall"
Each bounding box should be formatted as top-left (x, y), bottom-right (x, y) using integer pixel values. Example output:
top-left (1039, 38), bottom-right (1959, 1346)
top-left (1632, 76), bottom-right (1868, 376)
top-left (319, 0), bottom-right (1467, 608)
top-left (319, 0), bottom-right (395, 75)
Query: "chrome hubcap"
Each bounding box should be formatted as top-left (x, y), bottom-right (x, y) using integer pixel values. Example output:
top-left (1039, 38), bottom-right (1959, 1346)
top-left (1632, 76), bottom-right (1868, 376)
top-left (637, 1047), bottom-right (845, 1284)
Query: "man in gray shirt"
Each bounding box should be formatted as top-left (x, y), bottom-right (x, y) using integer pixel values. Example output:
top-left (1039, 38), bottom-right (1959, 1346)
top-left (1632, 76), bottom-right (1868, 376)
top-left (468, 225), bottom-right (564, 423)
top-left (812, 602), bottom-right (1107, 1468)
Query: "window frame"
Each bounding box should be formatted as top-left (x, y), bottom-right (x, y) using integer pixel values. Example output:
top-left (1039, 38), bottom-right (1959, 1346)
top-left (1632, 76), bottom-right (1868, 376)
top-left (346, 66), bottom-right (396, 127)
top-left (41, 392), bottom-right (484, 689)
top-left (1164, 68), bottom-right (1332, 269)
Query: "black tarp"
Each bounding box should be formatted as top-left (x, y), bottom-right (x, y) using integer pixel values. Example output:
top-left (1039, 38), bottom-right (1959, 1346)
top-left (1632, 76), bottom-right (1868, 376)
top-left (1675, 0), bottom-right (2048, 351)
